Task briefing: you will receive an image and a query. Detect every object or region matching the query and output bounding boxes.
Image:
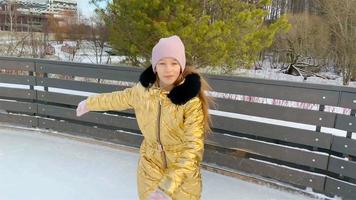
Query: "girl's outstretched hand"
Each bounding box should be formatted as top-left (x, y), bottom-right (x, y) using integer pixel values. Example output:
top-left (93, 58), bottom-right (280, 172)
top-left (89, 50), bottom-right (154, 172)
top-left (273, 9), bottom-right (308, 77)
top-left (76, 100), bottom-right (89, 117)
top-left (147, 189), bottom-right (171, 200)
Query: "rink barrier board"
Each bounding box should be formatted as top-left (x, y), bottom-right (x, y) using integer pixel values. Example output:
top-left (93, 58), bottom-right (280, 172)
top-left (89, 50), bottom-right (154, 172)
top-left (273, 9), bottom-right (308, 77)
top-left (35, 91), bottom-right (135, 115)
top-left (205, 132), bottom-right (329, 170)
top-left (339, 92), bottom-right (356, 109)
top-left (205, 73), bottom-right (346, 92)
top-left (36, 91), bottom-right (85, 106)
top-left (34, 93), bottom-right (332, 170)
top-left (327, 156), bottom-right (356, 179)
top-left (0, 113), bottom-right (38, 127)
top-left (207, 75), bottom-right (340, 106)
top-left (0, 55), bottom-right (349, 93)
top-left (0, 74), bottom-right (37, 85)
top-left (35, 58), bottom-right (340, 106)
top-left (37, 118), bottom-right (143, 148)
top-left (212, 115), bottom-right (332, 149)
top-left (331, 136), bottom-right (356, 157)
top-left (36, 62), bottom-right (141, 82)
top-left (0, 87), bottom-right (37, 100)
top-left (215, 98), bottom-right (336, 128)
top-left (38, 97), bottom-right (334, 171)
top-left (36, 104), bottom-right (140, 132)
top-left (203, 147), bottom-right (326, 192)
top-left (36, 77), bottom-right (127, 93)
top-left (0, 59), bottom-right (35, 71)
top-left (35, 58), bottom-right (141, 72)
top-left (334, 114), bottom-right (356, 132)
top-left (32, 63), bottom-right (334, 138)
top-left (0, 100), bottom-right (37, 114)
top-left (324, 177), bottom-right (356, 200)
top-left (205, 72), bottom-right (356, 94)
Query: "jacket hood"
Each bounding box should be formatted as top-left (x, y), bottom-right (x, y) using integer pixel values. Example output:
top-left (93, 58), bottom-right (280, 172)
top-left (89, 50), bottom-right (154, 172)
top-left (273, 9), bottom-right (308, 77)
top-left (139, 65), bottom-right (201, 105)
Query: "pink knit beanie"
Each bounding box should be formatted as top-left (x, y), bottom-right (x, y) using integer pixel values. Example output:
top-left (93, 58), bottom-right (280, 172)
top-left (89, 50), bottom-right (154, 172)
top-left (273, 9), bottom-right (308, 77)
top-left (151, 35), bottom-right (186, 73)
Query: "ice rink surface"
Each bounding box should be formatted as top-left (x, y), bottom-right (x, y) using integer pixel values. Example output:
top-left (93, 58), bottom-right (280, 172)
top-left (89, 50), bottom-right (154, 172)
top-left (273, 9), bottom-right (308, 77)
top-left (0, 126), bottom-right (318, 200)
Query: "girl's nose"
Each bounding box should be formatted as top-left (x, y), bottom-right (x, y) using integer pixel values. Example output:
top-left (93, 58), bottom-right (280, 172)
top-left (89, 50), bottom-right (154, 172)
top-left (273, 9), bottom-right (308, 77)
top-left (165, 65), bottom-right (174, 70)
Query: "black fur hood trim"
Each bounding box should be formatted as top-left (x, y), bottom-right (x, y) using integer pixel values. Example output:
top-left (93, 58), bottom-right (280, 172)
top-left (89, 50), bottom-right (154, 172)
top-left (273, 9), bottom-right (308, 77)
top-left (139, 65), bottom-right (201, 105)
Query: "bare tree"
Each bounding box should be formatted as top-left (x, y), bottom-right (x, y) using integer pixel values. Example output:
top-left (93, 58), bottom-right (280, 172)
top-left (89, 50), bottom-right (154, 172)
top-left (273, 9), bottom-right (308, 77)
top-left (268, 0), bottom-right (320, 17)
top-left (5, 0), bottom-right (17, 32)
top-left (87, 14), bottom-right (109, 64)
top-left (319, 0), bottom-right (356, 85)
top-left (269, 13), bottom-right (330, 78)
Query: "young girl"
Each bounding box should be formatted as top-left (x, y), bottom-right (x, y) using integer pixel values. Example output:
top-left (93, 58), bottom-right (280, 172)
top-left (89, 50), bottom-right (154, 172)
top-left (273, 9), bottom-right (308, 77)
top-left (76, 35), bottom-right (213, 200)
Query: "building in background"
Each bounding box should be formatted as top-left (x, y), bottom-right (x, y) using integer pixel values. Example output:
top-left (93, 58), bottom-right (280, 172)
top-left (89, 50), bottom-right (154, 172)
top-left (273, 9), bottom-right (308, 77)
top-left (47, 0), bottom-right (76, 15)
top-left (0, 0), bottom-right (77, 32)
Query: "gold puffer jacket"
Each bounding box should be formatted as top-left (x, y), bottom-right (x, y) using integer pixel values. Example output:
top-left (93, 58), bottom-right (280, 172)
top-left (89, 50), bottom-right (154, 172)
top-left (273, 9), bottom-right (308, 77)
top-left (86, 66), bottom-right (205, 200)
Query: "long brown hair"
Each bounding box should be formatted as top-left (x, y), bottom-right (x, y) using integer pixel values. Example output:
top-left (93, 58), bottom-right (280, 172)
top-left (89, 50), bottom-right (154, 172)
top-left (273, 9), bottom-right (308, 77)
top-left (173, 65), bottom-right (215, 134)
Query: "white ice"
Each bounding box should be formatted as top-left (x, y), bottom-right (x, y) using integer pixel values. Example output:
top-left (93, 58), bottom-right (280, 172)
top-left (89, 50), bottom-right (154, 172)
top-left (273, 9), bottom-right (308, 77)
top-left (0, 126), bottom-right (319, 200)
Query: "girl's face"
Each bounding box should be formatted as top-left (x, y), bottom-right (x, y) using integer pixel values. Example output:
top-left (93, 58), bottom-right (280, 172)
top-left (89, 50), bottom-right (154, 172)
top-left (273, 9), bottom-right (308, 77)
top-left (155, 57), bottom-right (181, 90)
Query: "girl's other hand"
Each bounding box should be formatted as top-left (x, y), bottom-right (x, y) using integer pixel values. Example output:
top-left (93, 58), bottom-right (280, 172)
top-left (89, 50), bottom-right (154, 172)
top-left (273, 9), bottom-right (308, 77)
top-left (76, 100), bottom-right (89, 117)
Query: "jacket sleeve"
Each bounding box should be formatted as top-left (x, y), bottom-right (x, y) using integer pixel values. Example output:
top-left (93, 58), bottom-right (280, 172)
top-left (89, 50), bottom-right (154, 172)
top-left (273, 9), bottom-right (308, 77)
top-left (158, 97), bottom-right (205, 196)
top-left (86, 83), bottom-right (140, 111)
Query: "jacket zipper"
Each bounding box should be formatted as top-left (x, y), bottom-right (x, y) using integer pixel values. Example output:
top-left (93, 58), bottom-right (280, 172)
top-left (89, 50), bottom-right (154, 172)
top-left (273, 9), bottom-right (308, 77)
top-left (157, 99), bottom-right (168, 169)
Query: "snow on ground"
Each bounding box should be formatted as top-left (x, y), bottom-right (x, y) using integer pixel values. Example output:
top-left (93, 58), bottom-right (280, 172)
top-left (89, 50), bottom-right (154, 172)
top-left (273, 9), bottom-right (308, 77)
top-left (0, 125), bottom-right (321, 200)
top-left (202, 59), bottom-right (356, 88)
top-left (48, 41), bottom-right (126, 64)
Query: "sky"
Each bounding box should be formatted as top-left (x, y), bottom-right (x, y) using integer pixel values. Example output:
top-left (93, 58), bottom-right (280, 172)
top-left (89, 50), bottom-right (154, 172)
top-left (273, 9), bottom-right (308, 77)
top-left (77, 0), bottom-right (107, 19)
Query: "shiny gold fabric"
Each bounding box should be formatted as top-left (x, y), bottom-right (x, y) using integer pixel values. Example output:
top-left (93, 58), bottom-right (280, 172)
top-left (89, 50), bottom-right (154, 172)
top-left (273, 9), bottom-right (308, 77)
top-left (86, 83), bottom-right (205, 200)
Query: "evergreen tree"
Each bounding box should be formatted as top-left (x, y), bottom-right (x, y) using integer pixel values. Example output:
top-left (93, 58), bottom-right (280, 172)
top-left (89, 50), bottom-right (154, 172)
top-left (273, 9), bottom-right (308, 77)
top-left (95, 0), bottom-right (289, 70)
